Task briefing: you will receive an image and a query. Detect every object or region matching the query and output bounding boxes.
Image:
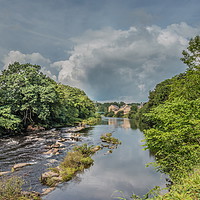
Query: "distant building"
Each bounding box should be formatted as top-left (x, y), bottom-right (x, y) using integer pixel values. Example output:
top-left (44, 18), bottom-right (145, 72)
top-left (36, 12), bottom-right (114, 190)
top-left (108, 104), bottom-right (131, 115)
top-left (108, 105), bottom-right (119, 113)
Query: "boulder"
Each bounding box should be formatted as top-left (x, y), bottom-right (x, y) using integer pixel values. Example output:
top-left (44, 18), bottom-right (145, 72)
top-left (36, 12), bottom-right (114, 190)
top-left (42, 187), bottom-right (56, 196)
top-left (41, 171), bottom-right (59, 179)
top-left (55, 141), bottom-right (65, 147)
top-left (91, 146), bottom-right (101, 152)
top-left (43, 148), bottom-right (59, 155)
top-left (12, 163), bottom-right (33, 171)
top-left (40, 171), bottom-right (60, 185)
top-left (50, 144), bottom-right (60, 148)
top-left (0, 171), bottom-right (10, 176)
top-left (27, 125), bottom-right (45, 132)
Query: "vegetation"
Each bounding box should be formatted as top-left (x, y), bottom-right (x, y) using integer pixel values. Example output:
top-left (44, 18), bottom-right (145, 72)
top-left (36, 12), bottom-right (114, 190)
top-left (131, 36), bottom-right (200, 199)
top-left (41, 144), bottom-right (96, 186)
top-left (41, 133), bottom-right (121, 187)
top-left (96, 101), bottom-right (126, 113)
top-left (96, 101), bottom-right (139, 118)
top-left (0, 62), bottom-right (96, 135)
top-left (81, 113), bottom-right (102, 126)
top-left (100, 133), bottom-right (122, 145)
top-left (113, 167), bottom-right (200, 200)
top-left (0, 176), bottom-right (41, 200)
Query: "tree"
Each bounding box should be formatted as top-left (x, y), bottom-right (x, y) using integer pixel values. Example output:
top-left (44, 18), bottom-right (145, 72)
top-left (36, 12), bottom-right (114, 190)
top-left (181, 35), bottom-right (200, 70)
top-left (0, 62), bottom-right (59, 129)
top-left (0, 62), bottom-right (96, 133)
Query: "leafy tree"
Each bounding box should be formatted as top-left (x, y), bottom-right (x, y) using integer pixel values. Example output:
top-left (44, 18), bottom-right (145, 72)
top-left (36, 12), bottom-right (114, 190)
top-left (0, 62), bottom-right (96, 134)
top-left (181, 35), bottom-right (200, 70)
top-left (139, 36), bottom-right (200, 182)
top-left (0, 62), bottom-right (59, 128)
top-left (114, 110), bottom-right (124, 118)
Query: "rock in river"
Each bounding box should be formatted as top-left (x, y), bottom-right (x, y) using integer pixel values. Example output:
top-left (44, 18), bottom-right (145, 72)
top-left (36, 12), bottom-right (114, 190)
top-left (12, 163), bottom-right (34, 171)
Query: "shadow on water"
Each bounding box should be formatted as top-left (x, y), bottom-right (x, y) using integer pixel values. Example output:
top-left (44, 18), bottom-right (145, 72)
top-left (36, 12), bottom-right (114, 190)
top-left (43, 117), bottom-right (167, 200)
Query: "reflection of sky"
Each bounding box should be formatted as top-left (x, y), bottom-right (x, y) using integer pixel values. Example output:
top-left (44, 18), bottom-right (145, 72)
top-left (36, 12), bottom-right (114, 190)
top-left (44, 118), bottom-right (167, 200)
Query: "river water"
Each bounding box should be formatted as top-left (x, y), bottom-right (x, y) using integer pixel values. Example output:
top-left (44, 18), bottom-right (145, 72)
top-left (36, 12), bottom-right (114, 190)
top-left (0, 117), bottom-right (166, 199)
top-left (43, 117), bottom-right (167, 200)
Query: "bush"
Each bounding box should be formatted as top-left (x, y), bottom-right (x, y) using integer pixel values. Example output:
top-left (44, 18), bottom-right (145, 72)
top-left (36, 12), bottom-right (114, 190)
top-left (0, 176), bottom-right (41, 200)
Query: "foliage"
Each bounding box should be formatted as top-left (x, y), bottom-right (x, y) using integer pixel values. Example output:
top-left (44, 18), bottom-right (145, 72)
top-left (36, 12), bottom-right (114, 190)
top-left (81, 114), bottom-right (101, 126)
top-left (59, 144), bottom-right (94, 181)
top-left (132, 35), bottom-right (200, 199)
top-left (155, 167), bottom-right (200, 200)
top-left (0, 176), bottom-right (41, 200)
top-left (181, 35), bottom-right (200, 70)
top-left (134, 78), bottom-right (174, 126)
top-left (128, 104), bottom-right (138, 119)
top-left (96, 101), bottom-right (126, 113)
top-left (0, 62), bottom-right (96, 134)
top-left (100, 133), bottom-right (122, 144)
top-left (114, 110), bottom-right (124, 118)
top-left (144, 98), bottom-right (200, 180)
top-left (105, 111), bottom-right (115, 117)
top-left (42, 144), bottom-right (95, 186)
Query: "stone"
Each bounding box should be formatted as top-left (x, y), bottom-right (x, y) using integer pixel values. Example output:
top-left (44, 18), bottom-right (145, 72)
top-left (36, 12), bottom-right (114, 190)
top-left (22, 191), bottom-right (41, 197)
top-left (27, 125), bottom-right (45, 132)
top-left (55, 141), bottom-right (65, 147)
top-left (12, 163), bottom-right (33, 171)
top-left (42, 187), bottom-right (56, 195)
top-left (50, 144), bottom-right (60, 148)
top-left (43, 148), bottom-right (59, 155)
top-left (0, 171), bottom-right (10, 176)
top-left (92, 146), bottom-right (101, 152)
top-left (109, 145), bottom-right (117, 149)
top-left (40, 171), bottom-right (60, 185)
top-left (41, 171), bottom-right (59, 179)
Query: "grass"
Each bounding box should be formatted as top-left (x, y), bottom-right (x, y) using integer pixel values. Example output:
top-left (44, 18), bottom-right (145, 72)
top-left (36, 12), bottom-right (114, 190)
top-left (0, 176), bottom-right (41, 200)
top-left (155, 166), bottom-right (200, 200)
top-left (41, 144), bottom-right (95, 186)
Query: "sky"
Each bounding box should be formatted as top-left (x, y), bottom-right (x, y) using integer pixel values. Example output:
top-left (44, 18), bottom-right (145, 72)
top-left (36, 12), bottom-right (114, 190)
top-left (0, 0), bottom-right (200, 102)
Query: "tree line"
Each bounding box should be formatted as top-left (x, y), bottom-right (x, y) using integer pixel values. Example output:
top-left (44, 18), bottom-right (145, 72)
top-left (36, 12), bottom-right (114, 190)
top-left (131, 36), bottom-right (200, 199)
top-left (0, 62), bottom-right (96, 135)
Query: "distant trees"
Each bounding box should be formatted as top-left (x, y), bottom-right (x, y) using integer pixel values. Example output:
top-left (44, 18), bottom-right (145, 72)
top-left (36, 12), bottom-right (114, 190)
top-left (0, 62), bottom-right (95, 134)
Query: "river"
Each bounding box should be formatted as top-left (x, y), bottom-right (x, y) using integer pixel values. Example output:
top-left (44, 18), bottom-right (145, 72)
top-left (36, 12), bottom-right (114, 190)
top-left (0, 117), bottom-right (166, 199)
top-left (44, 117), bottom-right (166, 200)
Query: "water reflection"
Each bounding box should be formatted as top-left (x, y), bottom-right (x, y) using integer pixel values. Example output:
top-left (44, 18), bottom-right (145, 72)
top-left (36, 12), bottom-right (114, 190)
top-left (108, 118), bottom-right (131, 129)
top-left (44, 118), bottom-right (167, 200)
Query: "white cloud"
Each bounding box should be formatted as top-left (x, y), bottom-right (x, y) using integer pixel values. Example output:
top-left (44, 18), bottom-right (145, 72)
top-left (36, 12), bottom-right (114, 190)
top-left (2, 23), bottom-right (200, 102)
top-left (54, 22), bottom-right (200, 101)
top-left (2, 51), bottom-right (57, 80)
top-left (3, 51), bottom-right (51, 68)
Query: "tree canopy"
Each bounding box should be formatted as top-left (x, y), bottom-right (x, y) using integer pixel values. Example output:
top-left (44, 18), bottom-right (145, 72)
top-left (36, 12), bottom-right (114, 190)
top-left (0, 62), bottom-right (95, 134)
top-left (136, 35), bottom-right (200, 182)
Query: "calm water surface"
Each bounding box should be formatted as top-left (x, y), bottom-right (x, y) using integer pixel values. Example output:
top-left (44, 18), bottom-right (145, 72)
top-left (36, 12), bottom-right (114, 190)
top-left (43, 117), bottom-right (166, 200)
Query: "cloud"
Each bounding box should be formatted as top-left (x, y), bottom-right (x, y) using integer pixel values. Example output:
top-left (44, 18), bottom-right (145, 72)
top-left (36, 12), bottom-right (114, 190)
top-left (2, 23), bottom-right (200, 102)
top-left (54, 22), bottom-right (200, 102)
top-left (3, 51), bottom-right (57, 80)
